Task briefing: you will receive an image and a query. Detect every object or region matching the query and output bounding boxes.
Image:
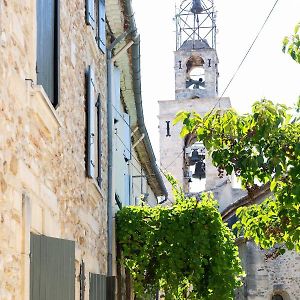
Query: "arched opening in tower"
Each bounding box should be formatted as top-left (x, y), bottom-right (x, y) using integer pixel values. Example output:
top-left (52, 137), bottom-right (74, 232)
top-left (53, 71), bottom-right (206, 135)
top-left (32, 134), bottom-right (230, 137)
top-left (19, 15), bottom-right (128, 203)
top-left (184, 134), bottom-right (206, 193)
top-left (186, 56), bottom-right (206, 90)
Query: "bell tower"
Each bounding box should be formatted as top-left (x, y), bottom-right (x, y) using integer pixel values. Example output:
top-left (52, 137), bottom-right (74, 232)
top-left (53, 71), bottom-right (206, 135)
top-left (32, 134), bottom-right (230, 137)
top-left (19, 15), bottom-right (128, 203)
top-left (175, 0), bottom-right (218, 100)
top-left (159, 0), bottom-right (232, 200)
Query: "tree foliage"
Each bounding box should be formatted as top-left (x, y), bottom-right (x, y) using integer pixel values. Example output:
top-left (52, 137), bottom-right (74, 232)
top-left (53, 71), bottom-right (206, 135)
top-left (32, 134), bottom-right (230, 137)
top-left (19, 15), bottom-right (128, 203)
top-left (174, 100), bottom-right (300, 252)
top-left (116, 175), bottom-right (243, 299)
top-left (283, 22), bottom-right (300, 63)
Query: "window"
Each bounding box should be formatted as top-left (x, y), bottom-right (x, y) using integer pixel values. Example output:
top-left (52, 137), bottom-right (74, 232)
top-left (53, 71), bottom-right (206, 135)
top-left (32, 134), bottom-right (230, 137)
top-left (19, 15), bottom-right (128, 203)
top-left (184, 142), bottom-right (206, 193)
top-left (36, 0), bottom-right (60, 107)
top-left (86, 0), bottom-right (106, 53)
top-left (185, 56), bottom-right (206, 90)
top-left (86, 66), bottom-right (102, 187)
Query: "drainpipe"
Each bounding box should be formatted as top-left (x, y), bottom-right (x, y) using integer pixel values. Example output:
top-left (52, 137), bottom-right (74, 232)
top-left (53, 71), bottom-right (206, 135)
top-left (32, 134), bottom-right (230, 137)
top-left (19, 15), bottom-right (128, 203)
top-left (106, 30), bottom-right (134, 276)
top-left (106, 48), bottom-right (114, 277)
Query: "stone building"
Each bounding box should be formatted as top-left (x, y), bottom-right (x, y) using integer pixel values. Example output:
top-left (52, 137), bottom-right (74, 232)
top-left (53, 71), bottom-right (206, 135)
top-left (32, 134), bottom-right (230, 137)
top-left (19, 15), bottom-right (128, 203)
top-left (158, 1), bottom-right (300, 299)
top-left (0, 0), bottom-right (166, 299)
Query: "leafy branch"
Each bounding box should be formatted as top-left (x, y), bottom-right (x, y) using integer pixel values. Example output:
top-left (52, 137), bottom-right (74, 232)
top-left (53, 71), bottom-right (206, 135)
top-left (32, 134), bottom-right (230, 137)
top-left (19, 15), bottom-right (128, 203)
top-left (174, 100), bottom-right (300, 252)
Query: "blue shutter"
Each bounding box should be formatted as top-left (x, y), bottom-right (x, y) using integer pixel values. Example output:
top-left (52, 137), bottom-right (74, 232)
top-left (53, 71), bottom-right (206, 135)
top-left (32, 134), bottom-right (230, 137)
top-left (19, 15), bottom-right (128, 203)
top-left (123, 113), bottom-right (131, 161)
top-left (98, 0), bottom-right (106, 53)
top-left (113, 67), bottom-right (121, 122)
top-left (96, 95), bottom-right (102, 187)
top-left (86, 0), bottom-right (95, 30)
top-left (86, 66), bottom-right (96, 178)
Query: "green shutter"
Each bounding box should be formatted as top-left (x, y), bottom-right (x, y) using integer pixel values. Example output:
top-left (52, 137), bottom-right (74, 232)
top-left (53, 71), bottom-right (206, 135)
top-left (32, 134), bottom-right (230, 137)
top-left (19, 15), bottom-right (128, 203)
top-left (30, 233), bottom-right (75, 300)
top-left (89, 273), bottom-right (106, 300)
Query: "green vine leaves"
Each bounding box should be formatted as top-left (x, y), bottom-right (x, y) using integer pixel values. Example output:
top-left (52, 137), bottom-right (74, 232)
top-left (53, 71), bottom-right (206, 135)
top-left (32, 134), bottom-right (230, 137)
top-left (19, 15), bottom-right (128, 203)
top-left (283, 22), bottom-right (300, 63)
top-left (173, 100), bottom-right (300, 252)
top-left (116, 179), bottom-right (244, 299)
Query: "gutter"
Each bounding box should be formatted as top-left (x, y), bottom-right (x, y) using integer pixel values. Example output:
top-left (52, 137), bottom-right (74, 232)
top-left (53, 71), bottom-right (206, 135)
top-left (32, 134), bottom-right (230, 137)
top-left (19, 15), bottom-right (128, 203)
top-left (124, 0), bottom-right (168, 199)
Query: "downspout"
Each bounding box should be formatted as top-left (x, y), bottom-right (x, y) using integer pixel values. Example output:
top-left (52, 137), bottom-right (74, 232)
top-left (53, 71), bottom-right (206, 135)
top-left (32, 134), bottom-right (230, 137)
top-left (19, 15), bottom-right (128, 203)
top-left (124, 0), bottom-right (168, 199)
top-left (106, 48), bottom-right (114, 277)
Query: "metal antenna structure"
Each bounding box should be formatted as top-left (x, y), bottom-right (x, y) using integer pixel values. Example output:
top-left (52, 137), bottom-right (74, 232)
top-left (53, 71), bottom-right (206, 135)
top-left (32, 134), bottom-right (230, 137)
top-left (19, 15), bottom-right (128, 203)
top-left (175, 0), bottom-right (216, 50)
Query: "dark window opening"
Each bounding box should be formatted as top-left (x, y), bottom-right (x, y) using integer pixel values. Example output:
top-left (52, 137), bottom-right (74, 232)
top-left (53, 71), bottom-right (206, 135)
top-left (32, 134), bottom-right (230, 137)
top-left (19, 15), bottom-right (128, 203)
top-left (272, 295), bottom-right (284, 300)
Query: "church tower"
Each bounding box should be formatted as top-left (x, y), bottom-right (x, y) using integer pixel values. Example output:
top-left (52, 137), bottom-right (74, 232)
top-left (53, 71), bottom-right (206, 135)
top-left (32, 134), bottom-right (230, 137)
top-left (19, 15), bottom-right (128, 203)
top-left (174, 0), bottom-right (218, 100)
top-left (159, 0), bottom-right (232, 200)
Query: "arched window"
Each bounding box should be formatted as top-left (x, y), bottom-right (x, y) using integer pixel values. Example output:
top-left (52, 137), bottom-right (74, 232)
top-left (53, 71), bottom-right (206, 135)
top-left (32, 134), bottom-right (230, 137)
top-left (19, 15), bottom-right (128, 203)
top-left (272, 295), bottom-right (283, 300)
top-left (185, 56), bottom-right (206, 90)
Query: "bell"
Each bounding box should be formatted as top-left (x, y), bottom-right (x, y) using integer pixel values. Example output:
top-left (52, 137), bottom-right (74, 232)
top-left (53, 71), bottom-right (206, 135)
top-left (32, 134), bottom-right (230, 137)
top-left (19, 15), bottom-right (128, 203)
top-left (189, 149), bottom-right (200, 165)
top-left (192, 161), bottom-right (206, 179)
top-left (191, 0), bottom-right (204, 14)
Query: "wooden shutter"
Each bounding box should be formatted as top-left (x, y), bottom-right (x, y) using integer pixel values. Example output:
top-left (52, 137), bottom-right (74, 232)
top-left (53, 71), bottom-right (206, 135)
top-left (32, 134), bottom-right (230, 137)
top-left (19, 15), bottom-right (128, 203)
top-left (98, 0), bottom-right (106, 53)
top-left (86, 66), bottom-right (96, 178)
top-left (96, 94), bottom-right (102, 187)
top-left (37, 0), bottom-right (58, 105)
top-left (86, 0), bottom-right (95, 29)
top-left (30, 234), bottom-right (75, 300)
top-left (89, 273), bottom-right (106, 300)
top-left (123, 113), bottom-right (131, 161)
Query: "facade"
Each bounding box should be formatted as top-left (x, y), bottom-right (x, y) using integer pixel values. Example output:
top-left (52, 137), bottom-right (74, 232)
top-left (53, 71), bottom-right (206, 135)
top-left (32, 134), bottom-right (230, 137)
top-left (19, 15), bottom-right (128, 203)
top-left (0, 0), bottom-right (165, 299)
top-left (158, 1), bottom-right (300, 299)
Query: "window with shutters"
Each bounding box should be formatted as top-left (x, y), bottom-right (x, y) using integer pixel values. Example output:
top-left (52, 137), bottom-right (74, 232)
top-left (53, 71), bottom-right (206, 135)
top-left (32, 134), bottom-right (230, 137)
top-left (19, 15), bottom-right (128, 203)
top-left (86, 0), bottom-right (106, 53)
top-left (36, 0), bottom-right (60, 107)
top-left (86, 66), bottom-right (103, 187)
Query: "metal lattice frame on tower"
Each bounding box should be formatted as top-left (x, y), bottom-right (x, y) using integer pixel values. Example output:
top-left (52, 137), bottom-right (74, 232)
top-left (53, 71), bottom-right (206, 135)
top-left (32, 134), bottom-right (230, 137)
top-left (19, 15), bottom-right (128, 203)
top-left (175, 0), bottom-right (216, 50)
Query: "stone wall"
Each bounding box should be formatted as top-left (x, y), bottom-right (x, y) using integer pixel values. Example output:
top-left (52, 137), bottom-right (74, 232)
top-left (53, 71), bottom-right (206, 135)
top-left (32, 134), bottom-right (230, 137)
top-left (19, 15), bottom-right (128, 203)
top-left (0, 0), bottom-right (108, 299)
top-left (237, 241), bottom-right (300, 300)
top-left (158, 97), bottom-right (231, 200)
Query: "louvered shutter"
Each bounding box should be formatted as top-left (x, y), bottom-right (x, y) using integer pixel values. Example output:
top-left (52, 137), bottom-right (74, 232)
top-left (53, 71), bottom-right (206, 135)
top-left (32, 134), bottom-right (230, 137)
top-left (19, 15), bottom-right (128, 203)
top-left (30, 234), bottom-right (75, 300)
top-left (98, 0), bottom-right (106, 53)
top-left (123, 113), bottom-right (131, 161)
top-left (86, 0), bottom-right (95, 30)
top-left (86, 66), bottom-right (96, 178)
top-left (96, 94), bottom-right (102, 187)
top-left (113, 67), bottom-right (121, 122)
top-left (89, 273), bottom-right (106, 300)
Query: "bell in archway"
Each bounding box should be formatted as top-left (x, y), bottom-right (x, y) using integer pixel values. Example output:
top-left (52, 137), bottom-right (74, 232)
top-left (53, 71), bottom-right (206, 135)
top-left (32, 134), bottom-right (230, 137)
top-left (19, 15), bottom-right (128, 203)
top-left (192, 161), bottom-right (206, 179)
top-left (191, 0), bottom-right (204, 14)
top-left (189, 149), bottom-right (200, 165)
